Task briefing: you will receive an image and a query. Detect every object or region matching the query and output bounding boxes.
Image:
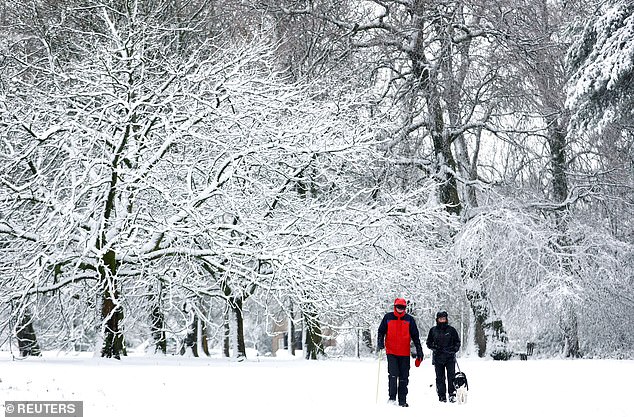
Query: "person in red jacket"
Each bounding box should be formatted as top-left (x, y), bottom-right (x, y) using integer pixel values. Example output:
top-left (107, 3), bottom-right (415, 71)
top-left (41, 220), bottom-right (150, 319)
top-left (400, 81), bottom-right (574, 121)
top-left (377, 298), bottom-right (423, 407)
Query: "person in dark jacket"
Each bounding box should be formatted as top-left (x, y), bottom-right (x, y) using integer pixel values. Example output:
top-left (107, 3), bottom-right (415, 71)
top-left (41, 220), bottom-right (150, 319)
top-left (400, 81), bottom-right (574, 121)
top-left (426, 310), bottom-right (461, 403)
top-left (377, 298), bottom-right (423, 407)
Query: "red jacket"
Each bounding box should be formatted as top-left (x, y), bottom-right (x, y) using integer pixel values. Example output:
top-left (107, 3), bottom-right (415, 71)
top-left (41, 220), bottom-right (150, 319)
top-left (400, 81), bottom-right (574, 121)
top-left (377, 310), bottom-right (422, 357)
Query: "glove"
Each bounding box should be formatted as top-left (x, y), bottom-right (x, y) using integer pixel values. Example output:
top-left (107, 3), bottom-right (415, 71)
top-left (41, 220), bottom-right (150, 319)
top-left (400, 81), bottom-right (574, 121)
top-left (415, 357), bottom-right (423, 367)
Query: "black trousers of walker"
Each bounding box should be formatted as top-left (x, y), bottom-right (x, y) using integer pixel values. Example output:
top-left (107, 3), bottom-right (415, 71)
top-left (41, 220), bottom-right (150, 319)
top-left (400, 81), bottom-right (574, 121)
top-left (386, 354), bottom-right (410, 404)
top-left (434, 361), bottom-right (456, 399)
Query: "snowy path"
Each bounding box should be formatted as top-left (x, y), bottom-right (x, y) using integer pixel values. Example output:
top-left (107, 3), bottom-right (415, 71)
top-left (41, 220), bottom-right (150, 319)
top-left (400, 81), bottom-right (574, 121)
top-left (1, 354), bottom-right (632, 417)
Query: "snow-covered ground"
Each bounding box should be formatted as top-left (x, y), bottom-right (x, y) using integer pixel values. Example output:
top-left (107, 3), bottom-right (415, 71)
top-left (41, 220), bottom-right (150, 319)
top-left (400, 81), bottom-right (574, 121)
top-left (1, 351), bottom-right (632, 417)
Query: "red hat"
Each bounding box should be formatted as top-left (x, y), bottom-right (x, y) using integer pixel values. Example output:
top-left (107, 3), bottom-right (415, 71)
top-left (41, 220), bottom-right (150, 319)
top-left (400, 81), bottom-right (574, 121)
top-left (394, 298), bottom-right (407, 307)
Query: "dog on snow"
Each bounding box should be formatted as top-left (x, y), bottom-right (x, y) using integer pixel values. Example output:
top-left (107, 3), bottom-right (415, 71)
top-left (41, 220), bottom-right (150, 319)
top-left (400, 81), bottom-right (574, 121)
top-left (453, 371), bottom-right (469, 404)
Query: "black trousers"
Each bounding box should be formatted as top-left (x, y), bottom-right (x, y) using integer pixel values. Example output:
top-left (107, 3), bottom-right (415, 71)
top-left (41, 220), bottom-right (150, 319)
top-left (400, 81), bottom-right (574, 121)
top-left (386, 354), bottom-right (410, 403)
top-left (434, 361), bottom-right (456, 399)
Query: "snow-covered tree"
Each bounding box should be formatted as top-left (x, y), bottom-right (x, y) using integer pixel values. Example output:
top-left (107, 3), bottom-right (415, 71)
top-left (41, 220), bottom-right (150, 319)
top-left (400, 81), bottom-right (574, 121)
top-left (567, 0), bottom-right (634, 133)
top-left (0, 0), bottom-right (390, 358)
top-left (1, 0), bottom-right (632, 361)
top-left (455, 196), bottom-right (634, 358)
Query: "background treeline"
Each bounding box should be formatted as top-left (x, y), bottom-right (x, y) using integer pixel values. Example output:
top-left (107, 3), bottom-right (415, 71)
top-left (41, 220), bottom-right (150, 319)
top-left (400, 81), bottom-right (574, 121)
top-left (0, 0), bottom-right (632, 360)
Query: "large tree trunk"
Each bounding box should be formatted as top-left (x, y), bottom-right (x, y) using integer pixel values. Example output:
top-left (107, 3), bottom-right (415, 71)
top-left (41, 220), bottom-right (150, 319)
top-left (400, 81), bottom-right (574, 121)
top-left (454, 128), bottom-right (510, 358)
top-left (181, 314), bottom-right (199, 357)
top-left (220, 276), bottom-right (250, 360)
top-left (410, 0), bottom-right (462, 216)
top-left (150, 304), bottom-right (167, 355)
top-left (230, 298), bottom-right (247, 360)
top-left (464, 259), bottom-right (510, 359)
top-left (304, 310), bottom-right (324, 360)
top-left (16, 311), bottom-right (41, 357)
top-left (414, 60), bottom-right (462, 215)
top-left (466, 286), bottom-right (488, 358)
top-left (466, 287), bottom-right (510, 360)
top-left (100, 295), bottom-right (125, 359)
top-left (547, 116), bottom-right (581, 358)
top-left (199, 318), bottom-right (210, 357)
top-left (180, 305), bottom-right (209, 357)
top-left (100, 293), bottom-right (125, 359)
top-left (561, 302), bottom-right (581, 358)
top-left (100, 250), bottom-right (125, 359)
top-left (98, 129), bottom-right (126, 360)
top-left (411, 1), bottom-right (508, 358)
top-left (149, 280), bottom-right (167, 355)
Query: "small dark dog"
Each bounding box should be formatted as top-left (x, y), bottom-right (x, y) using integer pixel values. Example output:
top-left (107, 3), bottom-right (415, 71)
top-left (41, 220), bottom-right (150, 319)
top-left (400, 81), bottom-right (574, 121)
top-left (453, 371), bottom-right (469, 404)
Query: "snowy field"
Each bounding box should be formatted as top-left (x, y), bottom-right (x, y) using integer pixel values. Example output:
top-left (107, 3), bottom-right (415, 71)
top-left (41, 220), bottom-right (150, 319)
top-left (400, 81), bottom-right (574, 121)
top-left (1, 352), bottom-right (632, 417)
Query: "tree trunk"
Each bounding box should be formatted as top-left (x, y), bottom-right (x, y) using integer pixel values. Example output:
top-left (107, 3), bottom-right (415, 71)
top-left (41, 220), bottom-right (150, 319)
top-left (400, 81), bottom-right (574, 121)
top-left (547, 116), bottom-right (581, 358)
top-left (412, 0), bottom-right (508, 359)
top-left (466, 288), bottom-right (510, 360)
top-left (428, 89), bottom-right (462, 216)
top-left (409, 0), bottom-right (462, 216)
top-left (465, 261), bottom-right (510, 359)
top-left (304, 310), bottom-right (324, 360)
top-left (465, 286), bottom-right (488, 358)
top-left (195, 315), bottom-right (205, 357)
top-left (200, 319), bottom-right (210, 357)
top-left (16, 311), bottom-right (42, 357)
top-left (100, 293), bottom-right (125, 359)
top-left (100, 250), bottom-right (125, 359)
top-left (150, 304), bottom-right (167, 355)
top-left (548, 121), bottom-right (569, 207)
top-left (561, 302), bottom-right (581, 358)
top-left (180, 305), bottom-right (210, 357)
top-left (149, 280), bottom-right (167, 354)
top-left (288, 308), bottom-right (296, 356)
top-left (362, 328), bottom-right (373, 351)
top-left (223, 310), bottom-right (231, 357)
top-left (231, 298), bottom-right (247, 360)
top-left (181, 314), bottom-right (199, 357)
top-left (220, 277), bottom-right (249, 359)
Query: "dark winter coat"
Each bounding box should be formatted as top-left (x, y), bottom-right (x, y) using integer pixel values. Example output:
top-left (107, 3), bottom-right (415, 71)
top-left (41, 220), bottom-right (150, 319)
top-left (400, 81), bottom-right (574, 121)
top-left (426, 323), bottom-right (461, 365)
top-left (377, 311), bottom-right (423, 358)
